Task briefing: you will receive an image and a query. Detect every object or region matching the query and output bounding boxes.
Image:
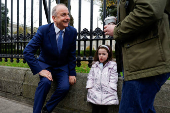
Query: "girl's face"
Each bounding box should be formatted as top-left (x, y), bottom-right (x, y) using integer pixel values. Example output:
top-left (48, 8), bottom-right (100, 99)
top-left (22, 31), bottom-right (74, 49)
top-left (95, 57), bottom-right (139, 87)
top-left (98, 48), bottom-right (108, 63)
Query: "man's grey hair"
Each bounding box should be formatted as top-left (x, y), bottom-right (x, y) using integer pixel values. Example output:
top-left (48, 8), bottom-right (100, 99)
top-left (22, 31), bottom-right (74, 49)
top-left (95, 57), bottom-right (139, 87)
top-left (52, 4), bottom-right (67, 17)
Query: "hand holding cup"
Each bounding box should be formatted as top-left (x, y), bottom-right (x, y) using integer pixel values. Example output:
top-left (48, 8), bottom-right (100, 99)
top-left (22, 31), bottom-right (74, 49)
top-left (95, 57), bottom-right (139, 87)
top-left (104, 16), bottom-right (116, 25)
top-left (104, 16), bottom-right (117, 36)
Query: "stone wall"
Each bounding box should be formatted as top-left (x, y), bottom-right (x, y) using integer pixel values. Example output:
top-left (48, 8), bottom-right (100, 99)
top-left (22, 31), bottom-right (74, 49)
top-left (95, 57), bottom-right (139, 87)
top-left (0, 66), bottom-right (170, 113)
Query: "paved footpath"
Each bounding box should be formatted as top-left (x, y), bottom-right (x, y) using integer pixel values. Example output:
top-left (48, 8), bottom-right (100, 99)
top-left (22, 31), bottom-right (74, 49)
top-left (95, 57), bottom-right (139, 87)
top-left (0, 96), bottom-right (32, 113)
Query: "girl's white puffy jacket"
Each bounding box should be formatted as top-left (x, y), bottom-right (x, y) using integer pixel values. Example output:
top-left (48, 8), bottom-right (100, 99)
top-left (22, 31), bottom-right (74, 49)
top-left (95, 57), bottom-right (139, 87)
top-left (86, 61), bottom-right (119, 105)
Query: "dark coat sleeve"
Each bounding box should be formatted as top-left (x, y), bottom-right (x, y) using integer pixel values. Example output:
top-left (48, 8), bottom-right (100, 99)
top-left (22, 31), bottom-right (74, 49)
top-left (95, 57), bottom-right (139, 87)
top-left (114, 0), bottom-right (167, 41)
top-left (23, 26), bottom-right (44, 75)
top-left (68, 28), bottom-right (77, 76)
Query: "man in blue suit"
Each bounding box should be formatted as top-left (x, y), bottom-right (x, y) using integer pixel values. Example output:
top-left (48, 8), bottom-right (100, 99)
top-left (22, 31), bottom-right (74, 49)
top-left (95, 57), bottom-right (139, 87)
top-left (23, 4), bottom-right (77, 113)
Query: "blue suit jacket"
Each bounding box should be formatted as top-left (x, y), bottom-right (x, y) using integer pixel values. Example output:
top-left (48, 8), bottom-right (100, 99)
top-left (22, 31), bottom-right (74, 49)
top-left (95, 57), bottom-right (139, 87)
top-left (23, 23), bottom-right (77, 76)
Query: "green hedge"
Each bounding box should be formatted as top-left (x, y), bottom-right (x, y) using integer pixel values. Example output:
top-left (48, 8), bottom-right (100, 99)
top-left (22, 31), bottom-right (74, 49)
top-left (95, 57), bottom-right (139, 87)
top-left (1, 49), bottom-right (116, 58)
top-left (0, 49), bottom-right (40, 55)
top-left (76, 50), bottom-right (115, 58)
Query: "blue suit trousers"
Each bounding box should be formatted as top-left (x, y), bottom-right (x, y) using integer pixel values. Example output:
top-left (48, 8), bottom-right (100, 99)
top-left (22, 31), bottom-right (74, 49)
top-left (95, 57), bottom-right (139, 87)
top-left (33, 69), bottom-right (70, 113)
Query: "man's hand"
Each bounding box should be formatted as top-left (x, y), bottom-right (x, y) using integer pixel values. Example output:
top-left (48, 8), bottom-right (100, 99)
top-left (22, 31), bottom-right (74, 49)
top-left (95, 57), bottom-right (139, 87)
top-left (39, 70), bottom-right (53, 81)
top-left (69, 76), bottom-right (76, 85)
top-left (104, 24), bottom-right (116, 36)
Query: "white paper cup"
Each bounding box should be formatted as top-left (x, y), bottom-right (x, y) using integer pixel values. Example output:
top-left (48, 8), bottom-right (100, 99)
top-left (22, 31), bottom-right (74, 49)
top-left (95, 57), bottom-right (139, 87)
top-left (104, 16), bottom-right (116, 25)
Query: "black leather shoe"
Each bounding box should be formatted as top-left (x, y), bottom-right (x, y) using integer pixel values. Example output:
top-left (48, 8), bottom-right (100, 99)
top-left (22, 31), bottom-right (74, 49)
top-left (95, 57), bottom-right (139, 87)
top-left (42, 106), bottom-right (49, 113)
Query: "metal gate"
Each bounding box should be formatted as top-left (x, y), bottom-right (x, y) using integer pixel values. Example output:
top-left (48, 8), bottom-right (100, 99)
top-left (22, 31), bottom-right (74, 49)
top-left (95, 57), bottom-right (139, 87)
top-left (0, 0), bottom-right (116, 67)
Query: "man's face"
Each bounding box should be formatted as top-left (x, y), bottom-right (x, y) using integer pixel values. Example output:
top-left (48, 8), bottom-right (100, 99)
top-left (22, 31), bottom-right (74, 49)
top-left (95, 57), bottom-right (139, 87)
top-left (52, 6), bottom-right (70, 30)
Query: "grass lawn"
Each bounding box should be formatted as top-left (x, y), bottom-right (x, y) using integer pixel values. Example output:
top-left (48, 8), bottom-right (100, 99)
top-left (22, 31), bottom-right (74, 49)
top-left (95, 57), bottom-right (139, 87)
top-left (75, 61), bottom-right (90, 73)
top-left (0, 58), bottom-right (90, 73)
top-left (0, 58), bottom-right (30, 68)
top-left (0, 58), bottom-right (169, 80)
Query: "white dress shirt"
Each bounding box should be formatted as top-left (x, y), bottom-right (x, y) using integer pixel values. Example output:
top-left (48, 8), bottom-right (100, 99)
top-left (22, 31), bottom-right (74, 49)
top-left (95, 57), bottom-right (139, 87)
top-left (54, 24), bottom-right (65, 41)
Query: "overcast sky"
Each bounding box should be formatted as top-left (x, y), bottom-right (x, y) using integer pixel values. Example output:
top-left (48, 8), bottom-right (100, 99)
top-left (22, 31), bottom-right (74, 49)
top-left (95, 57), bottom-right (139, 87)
top-left (2, 0), bottom-right (103, 31)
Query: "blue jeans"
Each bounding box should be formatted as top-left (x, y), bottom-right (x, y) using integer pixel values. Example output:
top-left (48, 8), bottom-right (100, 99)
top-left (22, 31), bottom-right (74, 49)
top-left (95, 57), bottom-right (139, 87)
top-left (119, 73), bottom-right (170, 113)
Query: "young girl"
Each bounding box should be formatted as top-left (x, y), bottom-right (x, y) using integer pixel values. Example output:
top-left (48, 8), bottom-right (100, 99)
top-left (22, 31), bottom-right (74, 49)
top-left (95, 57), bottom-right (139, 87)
top-left (86, 45), bottom-right (119, 113)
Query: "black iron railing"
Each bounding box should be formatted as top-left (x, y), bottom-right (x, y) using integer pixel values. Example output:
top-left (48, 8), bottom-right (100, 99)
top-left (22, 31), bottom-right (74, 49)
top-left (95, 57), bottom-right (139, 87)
top-left (0, 0), bottom-right (115, 67)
